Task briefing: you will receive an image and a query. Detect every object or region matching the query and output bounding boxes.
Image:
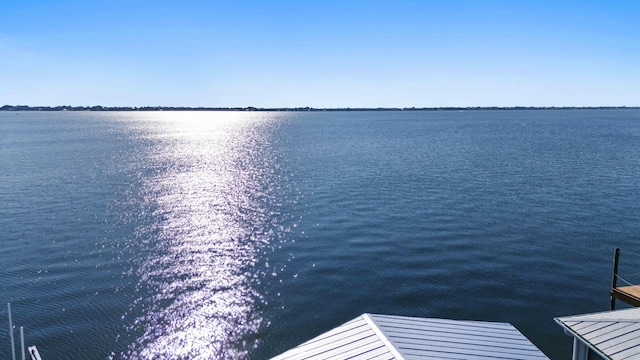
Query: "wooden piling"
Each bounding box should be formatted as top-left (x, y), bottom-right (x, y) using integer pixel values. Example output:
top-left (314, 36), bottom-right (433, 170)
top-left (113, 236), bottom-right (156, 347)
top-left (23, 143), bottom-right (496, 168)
top-left (611, 247), bottom-right (620, 310)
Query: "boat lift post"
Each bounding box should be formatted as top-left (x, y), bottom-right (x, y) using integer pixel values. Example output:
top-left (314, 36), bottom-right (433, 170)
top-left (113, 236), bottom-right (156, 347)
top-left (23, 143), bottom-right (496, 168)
top-left (20, 326), bottom-right (26, 360)
top-left (8, 303), bottom-right (16, 360)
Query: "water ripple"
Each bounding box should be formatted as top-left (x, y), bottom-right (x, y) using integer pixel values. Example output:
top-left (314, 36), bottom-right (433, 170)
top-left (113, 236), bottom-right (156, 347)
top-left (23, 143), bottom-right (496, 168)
top-left (114, 113), bottom-right (286, 359)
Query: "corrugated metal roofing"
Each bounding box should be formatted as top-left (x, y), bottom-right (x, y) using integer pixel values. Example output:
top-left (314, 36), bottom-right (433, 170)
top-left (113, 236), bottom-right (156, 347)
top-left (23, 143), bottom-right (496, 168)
top-left (271, 313), bottom-right (548, 360)
top-left (555, 307), bottom-right (640, 360)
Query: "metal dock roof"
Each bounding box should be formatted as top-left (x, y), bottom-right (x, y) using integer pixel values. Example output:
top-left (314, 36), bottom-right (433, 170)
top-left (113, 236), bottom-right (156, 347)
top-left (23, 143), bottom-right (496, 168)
top-left (271, 313), bottom-right (549, 360)
top-left (555, 307), bottom-right (640, 360)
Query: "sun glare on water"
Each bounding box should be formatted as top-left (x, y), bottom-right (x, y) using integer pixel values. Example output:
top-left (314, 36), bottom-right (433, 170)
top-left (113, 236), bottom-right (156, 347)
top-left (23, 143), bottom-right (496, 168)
top-left (113, 112), bottom-right (286, 359)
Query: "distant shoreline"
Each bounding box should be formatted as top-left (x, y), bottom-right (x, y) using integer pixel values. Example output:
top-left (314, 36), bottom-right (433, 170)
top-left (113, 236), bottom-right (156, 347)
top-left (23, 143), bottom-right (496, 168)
top-left (2, 105), bottom-right (639, 112)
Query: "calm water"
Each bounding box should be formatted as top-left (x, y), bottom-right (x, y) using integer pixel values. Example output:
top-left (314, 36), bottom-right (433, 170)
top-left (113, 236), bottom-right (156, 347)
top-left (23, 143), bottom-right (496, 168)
top-left (1, 110), bottom-right (640, 359)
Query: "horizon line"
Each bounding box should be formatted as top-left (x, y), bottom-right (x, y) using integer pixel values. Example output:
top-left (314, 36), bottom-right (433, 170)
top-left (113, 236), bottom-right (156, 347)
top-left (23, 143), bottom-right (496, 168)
top-left (2, 105), bottom-right (640, 112)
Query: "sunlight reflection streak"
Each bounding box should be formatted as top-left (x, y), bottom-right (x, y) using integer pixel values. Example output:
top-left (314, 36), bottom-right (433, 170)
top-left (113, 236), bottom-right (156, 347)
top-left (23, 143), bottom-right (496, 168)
top-left (117, 112), bottom-right (285, 359)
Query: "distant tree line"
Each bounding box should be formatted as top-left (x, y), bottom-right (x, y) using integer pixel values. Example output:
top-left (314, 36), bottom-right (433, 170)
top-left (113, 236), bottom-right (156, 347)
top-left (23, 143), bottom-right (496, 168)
top-left (1, 105), bottom-right (638, 112)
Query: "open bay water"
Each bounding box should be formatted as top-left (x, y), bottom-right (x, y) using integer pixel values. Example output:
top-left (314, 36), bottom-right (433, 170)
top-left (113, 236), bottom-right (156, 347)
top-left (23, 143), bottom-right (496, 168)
top-left (1, 110), bottom-right (640, 359)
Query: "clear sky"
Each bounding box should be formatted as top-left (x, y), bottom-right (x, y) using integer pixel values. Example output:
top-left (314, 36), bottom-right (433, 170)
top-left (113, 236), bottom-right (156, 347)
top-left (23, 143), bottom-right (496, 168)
top-left (1, 0), bottom-right (639, 108)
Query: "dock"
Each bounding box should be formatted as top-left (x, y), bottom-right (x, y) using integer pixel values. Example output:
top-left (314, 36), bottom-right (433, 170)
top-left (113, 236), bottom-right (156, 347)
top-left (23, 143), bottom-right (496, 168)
top-left (611, 286), bottom-right (640, 308)
top-left (610, 248), bottom-right (640, 309)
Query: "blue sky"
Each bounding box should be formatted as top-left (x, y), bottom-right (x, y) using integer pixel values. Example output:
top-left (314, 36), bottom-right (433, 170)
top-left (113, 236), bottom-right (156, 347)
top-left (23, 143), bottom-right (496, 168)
top-left (1, 1), bottom-right (639, 107)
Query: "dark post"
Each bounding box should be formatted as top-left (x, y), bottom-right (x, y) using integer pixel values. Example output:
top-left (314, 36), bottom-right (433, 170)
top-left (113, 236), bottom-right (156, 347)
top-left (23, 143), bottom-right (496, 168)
top-left (610, 247), bottom-right (620, 310)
